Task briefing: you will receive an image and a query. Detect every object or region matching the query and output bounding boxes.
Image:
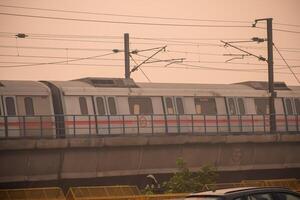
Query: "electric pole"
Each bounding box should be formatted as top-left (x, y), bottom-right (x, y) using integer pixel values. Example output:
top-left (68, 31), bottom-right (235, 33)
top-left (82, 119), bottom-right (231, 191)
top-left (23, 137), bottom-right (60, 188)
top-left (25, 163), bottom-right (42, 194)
top-left (254, 18), bottom-right (276, 133)
top-left (124, 33), bottom-right (130, 79)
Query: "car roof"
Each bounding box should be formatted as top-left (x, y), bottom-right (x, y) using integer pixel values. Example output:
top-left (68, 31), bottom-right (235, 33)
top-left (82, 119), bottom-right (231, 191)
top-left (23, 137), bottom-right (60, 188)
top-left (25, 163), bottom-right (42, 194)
top-left (186, 187), bottom-right (297, 198)
top-left (190, 187), bottom-right (257, 196)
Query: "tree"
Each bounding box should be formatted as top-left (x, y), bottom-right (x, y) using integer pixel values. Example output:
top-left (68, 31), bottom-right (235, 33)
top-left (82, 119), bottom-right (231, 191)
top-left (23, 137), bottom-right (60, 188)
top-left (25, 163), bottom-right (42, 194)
top-left (163, 158), bottom-right (218, 193)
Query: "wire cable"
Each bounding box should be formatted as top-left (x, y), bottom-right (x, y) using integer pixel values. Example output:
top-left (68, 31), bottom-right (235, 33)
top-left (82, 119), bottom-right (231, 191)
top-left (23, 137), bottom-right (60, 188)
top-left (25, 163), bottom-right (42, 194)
top-left (273, 43), bottom-right (300, 84)
top-left (0, 45), bottom-right (114, 52)
top-left (0, 12), bottom-right (252, 28)
top-left (3, 3), bottom-right (300, 28)
top-left (130, 54), bottom-right (151, 82)
top-left (0, 52), bottom-right (117, 68)
top-left (0, 4), bottom-right (252, 24)
top-left (1, 60), bottom-right (299, 75)
top-left (1, 53), bottom-right (299, 68)
top-left (256, 26), bottom-right (300, 34)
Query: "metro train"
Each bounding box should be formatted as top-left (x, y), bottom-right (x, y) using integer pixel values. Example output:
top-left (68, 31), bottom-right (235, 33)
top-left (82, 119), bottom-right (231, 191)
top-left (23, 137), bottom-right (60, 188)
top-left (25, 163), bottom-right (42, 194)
top-left (0, 77), bottom-right (300, 138)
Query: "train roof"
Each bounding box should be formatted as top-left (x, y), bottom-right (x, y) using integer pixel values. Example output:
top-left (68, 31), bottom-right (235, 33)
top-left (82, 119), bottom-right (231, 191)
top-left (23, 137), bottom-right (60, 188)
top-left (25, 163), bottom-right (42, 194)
top-left (1, 78), bottom-right (299, 97)
top-left (41, 78), bottom-right (300, 97)
top-left (136, 82), bottom-right (251, 90)
top-left (0, 80), bottom-right (51, 95)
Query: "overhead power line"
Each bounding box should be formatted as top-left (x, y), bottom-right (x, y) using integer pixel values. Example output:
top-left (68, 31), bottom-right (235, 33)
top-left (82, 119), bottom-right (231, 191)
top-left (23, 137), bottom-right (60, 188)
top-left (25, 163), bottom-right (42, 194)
top-left (273, 43), bottom-right (300, 84)
top-left (0, 52), bottom-right (117, 68)
top-left (0, 45), bottom-right (114, 52)
top-left (0, 31), bottom-right (251, 41)
top-left (2, 35), bottom-right (300, 52)
top-left (1, 54), bottom-right (299, 68)
top-left (0, 12), bottom-right (252, 28)
top-left (1, 60), bottom-right (299, 75)
top-left (0, 4), bottom-right (252, 24)
top-left (1, 3), bottom-right (300, 28)
top-left (255, 26), bottom-right (300, 34)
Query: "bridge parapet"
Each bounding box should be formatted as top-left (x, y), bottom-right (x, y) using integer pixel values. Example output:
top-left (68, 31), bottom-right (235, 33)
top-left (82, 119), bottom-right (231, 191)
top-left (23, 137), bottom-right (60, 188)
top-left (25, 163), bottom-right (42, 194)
top-left (1, 134), bottom-right (300, 151)
top-left (0, 134), bottom-right (300, 184)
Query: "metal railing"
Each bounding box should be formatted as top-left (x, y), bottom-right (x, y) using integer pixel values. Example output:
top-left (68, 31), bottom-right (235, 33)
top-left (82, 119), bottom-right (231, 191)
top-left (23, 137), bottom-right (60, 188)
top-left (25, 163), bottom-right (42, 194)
top-left (0, 187), bottom-right (65, 200)
top-left (66, 185), bottom-right (141, 200)
top-left (0, 113), bottom-right (299, 138)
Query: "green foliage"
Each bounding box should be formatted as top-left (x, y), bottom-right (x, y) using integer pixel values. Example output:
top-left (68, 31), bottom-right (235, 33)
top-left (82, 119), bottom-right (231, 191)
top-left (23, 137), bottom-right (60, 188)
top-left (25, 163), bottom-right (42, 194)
top-left (141, 185), bottom-right (155, 195)
top-left (163, 158), bottom-right (218, 193)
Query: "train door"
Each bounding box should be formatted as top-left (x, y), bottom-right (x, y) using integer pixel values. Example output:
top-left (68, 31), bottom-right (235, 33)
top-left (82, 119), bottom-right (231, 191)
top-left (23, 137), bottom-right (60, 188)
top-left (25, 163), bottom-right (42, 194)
top-left (274, 98), bottom-right (286, 132)
top-left (67, 96), bottom-right (96, 136)
top-left (294, 98), bottom-right (300, 131)
top-left (163, 97), bottom-right (178, 133)
top-left (20, 96), bottom-right (38, 137)
top-left (174, 97), bottom-right (191, 133)
top-left (284, 98), bottom-right (298, 131)
top-left (3, 96), bottom-right (20, 137)
top-left (226, 97), bottom-right (247, 132)
top-left (105, 96), bottom-right (122, 134)
top-left (0, 96), bottom-right (3, 137)
top-left (253, 98), bottom-right (269, 132)
top-left (94, 96), bottom-right (109, 134)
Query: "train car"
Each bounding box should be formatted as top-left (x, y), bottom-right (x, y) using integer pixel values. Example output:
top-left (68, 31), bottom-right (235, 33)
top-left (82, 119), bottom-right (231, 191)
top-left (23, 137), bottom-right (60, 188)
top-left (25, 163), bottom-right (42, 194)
top-left (277, 85), bottom-right (300, 131)
top-left (1, 78), bottom-right (299, 138)
top-left (44, 77), bottom-right (300, 137)
top-left (0, 80), bottom-right (55, 138)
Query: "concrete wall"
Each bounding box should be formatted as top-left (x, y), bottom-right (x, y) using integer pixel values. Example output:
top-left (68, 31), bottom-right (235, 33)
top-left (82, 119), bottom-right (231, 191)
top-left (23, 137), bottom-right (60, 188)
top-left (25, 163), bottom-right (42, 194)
top-left (0, 134), bottom-right (300, 183)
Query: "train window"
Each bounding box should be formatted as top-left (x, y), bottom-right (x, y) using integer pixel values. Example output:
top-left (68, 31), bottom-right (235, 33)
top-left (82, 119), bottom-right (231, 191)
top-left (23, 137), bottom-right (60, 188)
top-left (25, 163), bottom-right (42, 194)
top-left (254, 98), bottom-right (269, 114)
top-left (295, 99), bottom-right (300, 114)
top-left (237, 98), bottom-right (246, 115)
top-left (228, 98), bottom-right (237, 115)
top-left (176, 97), bottom-right (184, 114)
top-left (24, 97), bottom-right (34, 116)
top-left (165, 97), bottom-right (174, 114)
top-left (108, 97), bottom-right (117, 115)
top-left (194, 97), bottom-right (217, 115)
top-left (128, 97), bottom-right (153, 115)
top-left (96, 97), bottom-right (106, 115)
top-left (5, 97), bottom-right (16, 116)
top-left (285, 98), bottom-right (294, 115)
top-left (79, 97), bottom-right (88, 115)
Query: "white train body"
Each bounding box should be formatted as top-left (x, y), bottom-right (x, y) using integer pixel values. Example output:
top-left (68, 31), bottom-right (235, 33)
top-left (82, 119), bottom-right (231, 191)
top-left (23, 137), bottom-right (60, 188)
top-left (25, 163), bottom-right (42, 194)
top-left (1, 78), bottom-right (300, 138)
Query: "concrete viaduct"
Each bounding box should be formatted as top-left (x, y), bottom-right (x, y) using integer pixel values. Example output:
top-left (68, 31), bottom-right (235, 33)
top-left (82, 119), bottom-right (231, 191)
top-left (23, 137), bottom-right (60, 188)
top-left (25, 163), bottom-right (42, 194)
top-left (0, 133), bottom-right (300, 186)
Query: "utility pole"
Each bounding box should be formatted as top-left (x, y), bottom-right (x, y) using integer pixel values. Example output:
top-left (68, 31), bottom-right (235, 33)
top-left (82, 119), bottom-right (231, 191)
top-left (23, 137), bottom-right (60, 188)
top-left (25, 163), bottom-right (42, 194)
top-left (254, 18), bottom-right (276, 133)
top-left (124, 33), bottom-right (130, 79)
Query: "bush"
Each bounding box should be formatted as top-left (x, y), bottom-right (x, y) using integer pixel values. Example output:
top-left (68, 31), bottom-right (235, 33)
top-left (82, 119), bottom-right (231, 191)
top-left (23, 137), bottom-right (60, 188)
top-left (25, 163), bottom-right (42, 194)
top-left (163, 158), bottom-right (218, 193)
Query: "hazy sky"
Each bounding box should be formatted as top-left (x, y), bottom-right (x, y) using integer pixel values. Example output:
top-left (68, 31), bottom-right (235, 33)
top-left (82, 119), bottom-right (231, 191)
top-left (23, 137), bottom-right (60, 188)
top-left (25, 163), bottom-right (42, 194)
top-left (0, 0), bottom-right (300, 85)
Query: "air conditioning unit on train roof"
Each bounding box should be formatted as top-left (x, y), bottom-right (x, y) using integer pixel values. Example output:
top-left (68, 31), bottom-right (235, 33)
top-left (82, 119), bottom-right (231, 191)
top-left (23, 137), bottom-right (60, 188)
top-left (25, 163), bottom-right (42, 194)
top-left (73, 77), bottom-right (138, 88)
top-left (235, 81), bottom-right (290, 90)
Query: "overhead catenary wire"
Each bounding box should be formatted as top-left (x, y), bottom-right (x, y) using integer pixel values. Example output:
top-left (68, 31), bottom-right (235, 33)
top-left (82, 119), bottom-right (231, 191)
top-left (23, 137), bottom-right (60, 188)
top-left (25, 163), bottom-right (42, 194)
top-left (255, 26), bottom-right (300, 34)
top-left (0, 4), bottom-right (252, 24)
top-left (0, 31), bottom-right (252, 41)
top-left (0, 12), bottom-right (252, 28)
top-left (0, 54), bottom-right (299, 68)
top-left (1, 3), bottom-right (300, 28)
top-left (130, 54), bottom-right (151, 82)
top-left (273, 43), bottom-right (300, 84)
top-left (133, 53), bottom-right (300, 74)
top-left (1, 32), bottom-right (300, 52)
top-left (1, 60), bottom-right (299, 75)
top-left (4, 34), bottom-right (300, 52)
top-left (0, 11), bottom-right (298, 34)
top-left (0, 52), bottom-right (117, 68)
top-left (0, 45), bottom-right (115, 52)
